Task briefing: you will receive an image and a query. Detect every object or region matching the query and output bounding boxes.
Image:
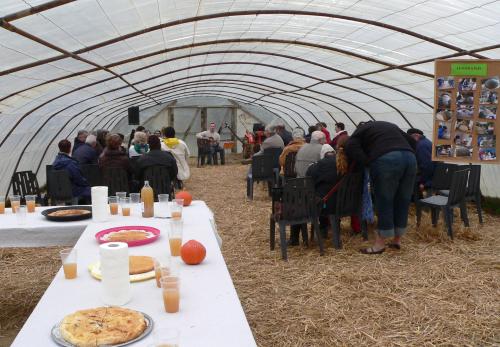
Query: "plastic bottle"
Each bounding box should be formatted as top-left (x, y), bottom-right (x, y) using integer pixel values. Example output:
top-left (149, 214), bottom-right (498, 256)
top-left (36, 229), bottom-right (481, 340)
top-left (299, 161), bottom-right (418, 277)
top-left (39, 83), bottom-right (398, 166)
top-left (141, 181), bottom-right (154, 218)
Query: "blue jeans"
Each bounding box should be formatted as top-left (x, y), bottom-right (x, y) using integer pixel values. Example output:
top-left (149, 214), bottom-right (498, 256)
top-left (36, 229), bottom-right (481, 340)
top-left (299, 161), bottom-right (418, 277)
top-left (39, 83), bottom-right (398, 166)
top-left (370, 151), bottom-right (417, 238)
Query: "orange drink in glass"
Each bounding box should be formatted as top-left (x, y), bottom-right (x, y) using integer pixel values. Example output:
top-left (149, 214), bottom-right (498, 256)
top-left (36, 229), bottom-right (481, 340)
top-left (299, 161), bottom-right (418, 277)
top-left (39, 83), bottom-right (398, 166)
top-left (161, 277), bottom-right (180, 313)
top-left (26, 195), bottom-right (36, 213)
top-left (10, 195), bottom-right (20, 213)
top-left (60, 248), bottom-right (77, 279)
top-left (109, 196), bottom-right (118, 215)
top-left (0, 196), bottom-right (5, 214)
top-left (169, 220), bottom-right (183, 256)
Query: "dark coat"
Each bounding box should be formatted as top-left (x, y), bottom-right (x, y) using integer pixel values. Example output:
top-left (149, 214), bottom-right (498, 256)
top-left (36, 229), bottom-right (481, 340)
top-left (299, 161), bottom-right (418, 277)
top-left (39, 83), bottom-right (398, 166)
top-left (415, 136), bottom-right (436, 187)
top-left (72, 137), bottom-right (85, 155)
top-left (306, 155), bottom-right (338, 213)
top-left (278, 129), bottom-right (293, 146)
top-left (73, 143), bottom-right (98, 165)
top-left (135, 150), bottom-right (178, 182)
top-left (52, 153), bottom-right (90, 198)
top-left (98, 149), bottom-right (132, 177)
top-left (345, 121), bottom-right (416, 166)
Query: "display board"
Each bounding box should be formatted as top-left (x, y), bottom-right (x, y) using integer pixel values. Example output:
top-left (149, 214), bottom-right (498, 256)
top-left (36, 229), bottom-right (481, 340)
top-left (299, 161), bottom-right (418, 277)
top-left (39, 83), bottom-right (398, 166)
top-left (433, 60), bottom-right (499, 163)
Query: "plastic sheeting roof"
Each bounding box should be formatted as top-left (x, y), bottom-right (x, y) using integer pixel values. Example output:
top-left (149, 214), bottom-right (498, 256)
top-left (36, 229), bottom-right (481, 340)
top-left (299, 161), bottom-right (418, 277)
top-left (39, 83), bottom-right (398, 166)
top-left (1, 0), bottom-right (500, 195)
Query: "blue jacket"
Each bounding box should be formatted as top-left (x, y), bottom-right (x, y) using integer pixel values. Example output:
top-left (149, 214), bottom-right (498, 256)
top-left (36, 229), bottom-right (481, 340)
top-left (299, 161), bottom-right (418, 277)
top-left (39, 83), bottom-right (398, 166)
top-left (73, 143), bottom-right (98, 165)
top-left (52, 153), bottom-right (91, 198)
top-left (415, 137), bottom-right (435, 187)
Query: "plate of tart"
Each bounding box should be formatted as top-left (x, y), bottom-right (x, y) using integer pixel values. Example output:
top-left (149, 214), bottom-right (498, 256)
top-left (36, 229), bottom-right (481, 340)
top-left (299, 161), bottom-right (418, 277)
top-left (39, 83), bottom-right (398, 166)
top-left (95, 226), bottom-right (160, 247)
top-left (51, 306), bottom-right (153, 347)
top-left (88, 255), bottom-right (155, 282)
top-left (42, 206), bottom-right (92, 222)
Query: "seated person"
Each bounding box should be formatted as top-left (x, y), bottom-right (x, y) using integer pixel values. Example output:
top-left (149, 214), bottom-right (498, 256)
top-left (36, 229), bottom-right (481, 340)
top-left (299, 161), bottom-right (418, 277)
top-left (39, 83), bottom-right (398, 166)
top-left (295, 131), bottom-right (326, 177)
top-left (196, 122), bottom-right (224, 164)
top-left (279, 128), bottom-right (305, 174)
top-left (271, 118), bottom-right (293, 146)
top-left (161, 126), bottom-right (190, 187)
top-left (99, 133), bottom-right (132, 178)
top-left (72, 134), bottom-right (98, 165)
top-left (129, 131), bottom-right (149, 158)
top-left (136, 135), bottom-right (178, 183)
top-left (253, 124), bottom-right (285, 157)
top-left (52, 139), bottom-right (91, 202)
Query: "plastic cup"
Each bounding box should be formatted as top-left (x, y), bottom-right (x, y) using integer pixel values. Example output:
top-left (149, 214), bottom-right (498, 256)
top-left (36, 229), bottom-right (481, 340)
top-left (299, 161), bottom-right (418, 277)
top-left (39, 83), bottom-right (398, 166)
top-left (170, 200), bottom-right (183, 220)
top-left (116, 192), bottom-right (127, 200)
top-left (0, 196), bottom-right (5, 214)
top-left (161, 277), bottom-right (180, 313)
top-left (119, 197), bottom-right (131, 216)
top-left (109, 196), bottom-right (118, 215)
top-left (10, 195), bottom-right (20, 213)
top-left (153, 328), bottom-right (180, 347)
top-left (60, 248), bottom-right (77, 279)
top-left (157, 194), bottom-right (170, 218)
top-left (16, 205), bottom-right (27, 225)
top-left (130, 193), bottom-right (141, 216)
top-left (169, 220), bottom-right (183, 257)
top-left (25, 195), bottom-right (36, 213)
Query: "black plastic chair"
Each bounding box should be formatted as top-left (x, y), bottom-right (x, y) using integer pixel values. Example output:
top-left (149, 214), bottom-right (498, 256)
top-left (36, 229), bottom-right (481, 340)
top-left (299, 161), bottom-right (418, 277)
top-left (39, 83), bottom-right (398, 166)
top-left (246, 154), bottom-right (274, 200)
top-left (430, 162), bottom-right (458, 193)
top-left (327, 171), bottom-right (364, 249)
top-left (47, 170), bottom-right (74, 205)
top-left (102, 167), bottom-right (129, 196)
top-left (270, 177), bottom-right (323, 260)
top-left (416, 169), bottom-right (470, 239)
top-left (197, 138), bottom-right (211, 167)
top-left (80, 164), bottom-right (102, 187)
top-left (283, 151), bottom-right (298, 180)
top-left (438, 164), bottom-right (483, 224)
top-left (11, 170), bottom-right (43, 204)
top-left (263, 147), bottom-right (283, 171)
top-left (142, 166), bottom-right (173, 201)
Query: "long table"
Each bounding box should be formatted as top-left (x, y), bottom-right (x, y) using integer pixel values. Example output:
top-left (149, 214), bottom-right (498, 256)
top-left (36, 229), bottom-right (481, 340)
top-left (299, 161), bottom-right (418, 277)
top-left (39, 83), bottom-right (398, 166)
top-left (0, 206), bottom-right (89, 247)
top-left (11, 201), bottom-right (256, 346)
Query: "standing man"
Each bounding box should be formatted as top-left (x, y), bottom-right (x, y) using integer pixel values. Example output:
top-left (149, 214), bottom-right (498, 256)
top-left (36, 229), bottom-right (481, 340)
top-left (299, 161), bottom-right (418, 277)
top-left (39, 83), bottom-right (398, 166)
top-left (330, 122), bottom-right (348, 150)
top-left (72, 130), bottom-right (88, 155)
top-left (196, 122), bottom-right (225, 165)
top-left (407, 128), bottom-right (436, 194)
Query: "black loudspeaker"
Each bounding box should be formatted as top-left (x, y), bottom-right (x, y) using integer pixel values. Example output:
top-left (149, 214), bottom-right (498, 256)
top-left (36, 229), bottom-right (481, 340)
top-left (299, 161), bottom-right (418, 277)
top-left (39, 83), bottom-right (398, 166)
top-left (128, 106), bottom-right (140, 125)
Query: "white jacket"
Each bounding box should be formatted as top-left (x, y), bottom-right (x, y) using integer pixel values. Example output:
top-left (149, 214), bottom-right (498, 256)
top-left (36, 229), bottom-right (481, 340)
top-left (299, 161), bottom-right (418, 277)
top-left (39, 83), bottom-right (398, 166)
top-left (161, 138), bottom-right (191, 181)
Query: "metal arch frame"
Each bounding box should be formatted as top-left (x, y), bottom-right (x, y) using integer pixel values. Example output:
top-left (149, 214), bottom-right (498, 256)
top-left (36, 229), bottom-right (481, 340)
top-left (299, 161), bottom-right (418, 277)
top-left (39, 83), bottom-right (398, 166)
top-left (0, 46), bottom-right (433, 109)
top-left (1, 8), bottom-right (488, 78)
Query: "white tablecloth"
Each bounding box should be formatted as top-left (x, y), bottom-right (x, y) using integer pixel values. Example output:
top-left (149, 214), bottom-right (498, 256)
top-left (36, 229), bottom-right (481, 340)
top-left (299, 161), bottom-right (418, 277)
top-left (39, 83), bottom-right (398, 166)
top-left (0, 206), bottom-right (89, 247)
top-left (11, 201), bottom-right (256, 347)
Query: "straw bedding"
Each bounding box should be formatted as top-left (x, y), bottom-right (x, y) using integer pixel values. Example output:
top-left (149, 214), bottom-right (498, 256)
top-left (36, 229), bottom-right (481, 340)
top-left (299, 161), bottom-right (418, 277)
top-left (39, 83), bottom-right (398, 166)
top-left (1, 159), bottom-right (499, 346)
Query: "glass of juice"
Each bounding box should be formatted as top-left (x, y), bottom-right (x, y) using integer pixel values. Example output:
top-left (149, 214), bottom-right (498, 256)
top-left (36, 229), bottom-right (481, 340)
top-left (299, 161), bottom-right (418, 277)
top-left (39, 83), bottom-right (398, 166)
top-left (153, 328), bottom-right (180, 346)
top-left (161, 277), bottom-right (180, 313)
top-left (119, 197), bottom-right (131, 216)
top-left (0, 196), bottom-right (5, 214)
top-left (10, 195), bottom-right (20, 213)
top-left (169, 220), bottom-right (183, 257)
top-left (25, 195), bottom-right (36, 213)
top-left (16, 205), bottom-right (27, 225)
top-left (157, 194), bottom-right (169, 218)
top-left (60, 248), bottom-right (77, 279)
top-left (154, 257), bottom-right (172, 288)
top-left (170, 199), bottom-right (183, 220)
top-left (108, 196), bottom-right (118, 215)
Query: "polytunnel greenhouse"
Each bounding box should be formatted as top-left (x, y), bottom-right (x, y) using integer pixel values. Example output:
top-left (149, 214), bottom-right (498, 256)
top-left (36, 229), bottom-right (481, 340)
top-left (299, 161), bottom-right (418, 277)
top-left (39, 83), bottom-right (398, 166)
top-left (0, 1), bottom-right (499, 346)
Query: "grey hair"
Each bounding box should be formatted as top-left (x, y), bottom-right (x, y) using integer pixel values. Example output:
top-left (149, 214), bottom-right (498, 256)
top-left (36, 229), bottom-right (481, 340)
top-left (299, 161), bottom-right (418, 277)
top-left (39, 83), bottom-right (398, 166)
top-left (310, 130), bottom-right (326, 143)
top-left (292, 127), bottom-right (305, 140)
top-left (77, 129), bottom-right (88, 136)
top-left (270, 118), bottom-right (286, 129)
top-left (265, 124), bottom-right (276, 134)
top-left (85, 134), bottom-right (97, 145)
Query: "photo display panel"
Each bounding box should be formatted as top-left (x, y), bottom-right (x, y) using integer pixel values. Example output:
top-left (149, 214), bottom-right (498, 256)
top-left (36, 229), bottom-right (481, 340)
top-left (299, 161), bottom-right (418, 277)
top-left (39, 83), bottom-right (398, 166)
top-left (434, 60), bottom-right (499, 163)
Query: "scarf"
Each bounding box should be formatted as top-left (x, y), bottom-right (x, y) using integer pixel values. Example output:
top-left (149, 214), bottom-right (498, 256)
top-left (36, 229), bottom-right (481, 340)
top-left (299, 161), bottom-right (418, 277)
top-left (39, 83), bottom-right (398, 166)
top-left (133, 143), bottom-right (149, 154)
top-left (163, 137), bottom-right (180, 148)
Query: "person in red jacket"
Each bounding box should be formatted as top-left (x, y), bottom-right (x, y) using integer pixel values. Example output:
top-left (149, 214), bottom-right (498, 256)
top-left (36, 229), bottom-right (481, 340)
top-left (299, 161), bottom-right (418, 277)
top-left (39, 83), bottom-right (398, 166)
top-left (330, 122), bottom-right (348, 150)
top-left (316, 122), bottom-right (331, 143)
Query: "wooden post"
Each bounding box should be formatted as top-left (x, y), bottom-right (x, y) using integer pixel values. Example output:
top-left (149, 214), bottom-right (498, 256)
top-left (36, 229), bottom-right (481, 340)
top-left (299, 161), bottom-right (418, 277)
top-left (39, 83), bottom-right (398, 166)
top-left (201, 107), bottom-right (207, 131)
top-left (231, 107), bottom-right (237, 153)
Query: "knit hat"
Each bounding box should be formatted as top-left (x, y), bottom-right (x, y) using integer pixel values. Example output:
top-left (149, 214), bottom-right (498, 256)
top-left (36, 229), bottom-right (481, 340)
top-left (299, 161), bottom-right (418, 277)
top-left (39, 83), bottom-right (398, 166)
top-left (320, 144), bottom-right (335, 159)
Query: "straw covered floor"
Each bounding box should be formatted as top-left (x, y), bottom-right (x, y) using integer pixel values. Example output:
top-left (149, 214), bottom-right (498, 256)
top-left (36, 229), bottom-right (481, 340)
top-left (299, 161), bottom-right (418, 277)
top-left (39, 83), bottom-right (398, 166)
top-left (0, 160), bottom-right (499, 346)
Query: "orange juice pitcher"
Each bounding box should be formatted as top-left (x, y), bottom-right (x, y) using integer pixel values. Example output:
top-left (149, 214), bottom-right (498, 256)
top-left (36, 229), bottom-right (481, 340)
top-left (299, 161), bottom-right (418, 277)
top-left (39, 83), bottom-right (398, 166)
top-left (141, 181), bottom-right (154, 218)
